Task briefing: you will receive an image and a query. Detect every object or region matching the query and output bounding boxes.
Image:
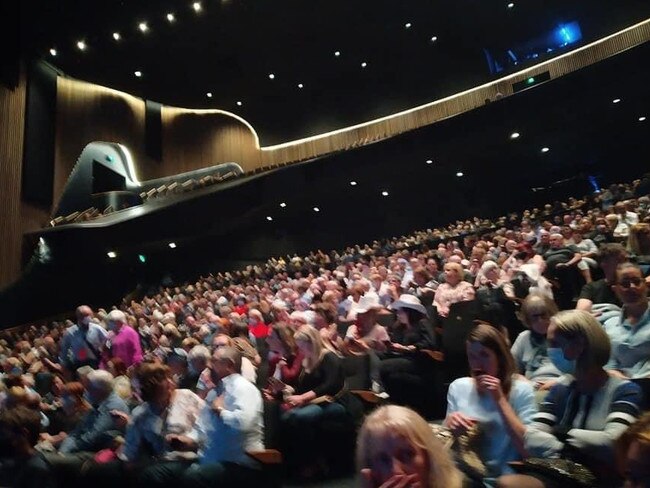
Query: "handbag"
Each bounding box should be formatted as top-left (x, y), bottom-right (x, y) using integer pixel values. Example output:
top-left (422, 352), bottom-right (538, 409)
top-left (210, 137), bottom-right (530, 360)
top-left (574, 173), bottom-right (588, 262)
top-left (511, 457), bottom-right (596, 487)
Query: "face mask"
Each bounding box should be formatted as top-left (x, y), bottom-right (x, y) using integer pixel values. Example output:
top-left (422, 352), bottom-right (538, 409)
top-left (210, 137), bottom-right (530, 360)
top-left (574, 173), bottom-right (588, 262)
top-left (547, 347), bottom-right (576, 374)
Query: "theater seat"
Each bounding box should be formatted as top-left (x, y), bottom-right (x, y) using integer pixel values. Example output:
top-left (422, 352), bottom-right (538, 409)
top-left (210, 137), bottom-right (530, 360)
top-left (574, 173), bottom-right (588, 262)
top-left (246, 449), bottom-right (282, 488)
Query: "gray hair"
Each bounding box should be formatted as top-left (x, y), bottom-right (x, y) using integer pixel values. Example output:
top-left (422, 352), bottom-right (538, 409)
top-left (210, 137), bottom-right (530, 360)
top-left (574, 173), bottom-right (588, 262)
top-left (188, 344), bottom-right (210, 363)
top-left (87, 369), bottom-right (115, 396)
top-left (107, 310), bottom-right (127, 324)
top-left (213, 346), bottom-right (242, 374)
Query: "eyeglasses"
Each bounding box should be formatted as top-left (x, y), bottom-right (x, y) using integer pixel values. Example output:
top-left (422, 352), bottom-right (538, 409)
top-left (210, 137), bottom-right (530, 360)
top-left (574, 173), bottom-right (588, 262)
top-left (619, 277), bottom-right (644, 288)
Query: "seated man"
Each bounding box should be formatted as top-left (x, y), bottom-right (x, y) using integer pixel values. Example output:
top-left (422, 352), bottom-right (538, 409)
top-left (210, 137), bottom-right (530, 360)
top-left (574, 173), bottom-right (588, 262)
top-left (183, 347), bottom-right (264, 487)
top-left (576, 243), bottom-right (627, 313)
top-left (58, 369), bottom-right (129, 454)
top-left (0, 406), bottom-right (57, 488)
top-left (603, 263), bottom-right (650, 379)
top-left (344, 294), bottom-right (389, 355)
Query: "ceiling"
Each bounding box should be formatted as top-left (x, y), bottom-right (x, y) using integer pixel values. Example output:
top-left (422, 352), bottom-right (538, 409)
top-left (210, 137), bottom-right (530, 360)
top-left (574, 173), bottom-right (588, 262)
top-left (18, 0), bottom-right (650, 144)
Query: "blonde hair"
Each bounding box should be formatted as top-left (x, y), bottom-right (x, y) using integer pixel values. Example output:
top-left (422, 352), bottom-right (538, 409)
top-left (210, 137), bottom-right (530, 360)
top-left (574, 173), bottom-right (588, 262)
top-left (294, 324), bottom-right (326, 373)
top-left (616, 411), bottom-right (650, 477)
top-left (628, 223), bottom-right (650, 255)
top-left (551, 310), bottom-right (611, 373)
top-left (357, 405), bottom-right (463, 488)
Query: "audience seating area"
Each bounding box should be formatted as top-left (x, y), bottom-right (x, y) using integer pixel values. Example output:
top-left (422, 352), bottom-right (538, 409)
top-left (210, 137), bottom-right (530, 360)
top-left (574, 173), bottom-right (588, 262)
top-left (2, 174), bottom-right (650, 487)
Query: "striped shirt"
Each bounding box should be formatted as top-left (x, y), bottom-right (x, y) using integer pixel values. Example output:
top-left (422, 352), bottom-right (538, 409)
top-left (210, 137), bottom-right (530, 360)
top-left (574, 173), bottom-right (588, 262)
top-left (524, 375), bottom-right (642, 466)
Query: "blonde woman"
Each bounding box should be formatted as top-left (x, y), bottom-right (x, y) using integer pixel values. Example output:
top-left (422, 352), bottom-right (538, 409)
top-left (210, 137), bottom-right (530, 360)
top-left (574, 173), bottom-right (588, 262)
top-left (433, 262), bottom-right (475, 317)
top-left (280, 324), bottom-right (346, 477)
top-left (499, 310), bottom-right (644, 488)
top-left (357, 405), bottom-right (463, 488)
top-left (616, 411), bottom-right (650, 487)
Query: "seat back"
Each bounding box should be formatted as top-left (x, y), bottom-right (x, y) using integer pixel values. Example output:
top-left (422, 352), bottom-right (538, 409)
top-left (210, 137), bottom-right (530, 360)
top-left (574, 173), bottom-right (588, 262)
top-left (441, 300), bottom-right (481, 381)
top-left (341, 354), bottom-right (372, 391)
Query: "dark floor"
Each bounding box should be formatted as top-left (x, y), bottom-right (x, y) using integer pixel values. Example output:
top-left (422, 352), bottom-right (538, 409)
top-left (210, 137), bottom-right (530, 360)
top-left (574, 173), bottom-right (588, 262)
top-left (285, 475), bottom-right (356, 488)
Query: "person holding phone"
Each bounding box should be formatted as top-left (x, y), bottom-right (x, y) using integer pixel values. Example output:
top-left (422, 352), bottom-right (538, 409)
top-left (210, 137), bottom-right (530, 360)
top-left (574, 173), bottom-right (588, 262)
top-left (445, 324), bottom-right (536, 483)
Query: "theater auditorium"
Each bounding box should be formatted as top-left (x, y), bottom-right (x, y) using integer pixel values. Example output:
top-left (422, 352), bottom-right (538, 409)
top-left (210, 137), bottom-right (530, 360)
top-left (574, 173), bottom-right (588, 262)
top-left (1, 1), bottom-right (650, 487)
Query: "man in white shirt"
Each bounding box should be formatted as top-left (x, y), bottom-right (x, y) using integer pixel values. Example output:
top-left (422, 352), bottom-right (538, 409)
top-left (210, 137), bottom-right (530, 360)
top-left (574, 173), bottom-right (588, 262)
top-left (183, 347), bottom-right (264, 487)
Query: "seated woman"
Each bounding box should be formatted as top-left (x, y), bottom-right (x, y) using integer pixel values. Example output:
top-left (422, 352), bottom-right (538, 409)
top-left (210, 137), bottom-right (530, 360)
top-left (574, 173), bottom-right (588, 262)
top-left (39, 382), bottom-right (90, 449)
top-left (445, 324), bottom-right (536, 484)
top-left (498, 310), bottom-right (643, 488)
top-left (264, 322), bottom-right (304, 392)
top-left (380, 294), bottom-right (436, 413)
top-left (475, 260), bottom-right (522, 342)
top-left (510, 294), bottom-right (561, 394)
top-left (312, 302), bottom-right (345, 355)
top-left (357, 405), bottom-right (463, 488)
top-left (279, 325), bottom-right (346, 477)
top-left (434, 262), bottom-right (475, 318)
top-left (616, 411), bottom-right (650, 488)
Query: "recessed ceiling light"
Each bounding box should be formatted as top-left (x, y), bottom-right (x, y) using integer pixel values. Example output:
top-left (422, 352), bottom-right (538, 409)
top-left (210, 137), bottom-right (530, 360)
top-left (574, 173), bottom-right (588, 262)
top-left (456, 172), bottom-right (464, 177)
top-left (112, 32), bottom-right (121, 41)
top-left (192, 2), bottom-right (202, 12)
top-left (334, 51), bottom-right (341, 57)
top-left (266, 216), bottom-right (273, 222)
top-left (280, 202), bottom-right (287, 208)
top-left (612, 98), bottom-right (621, 104)
top-left (405, 22), bottom-right (412, 29)
top-left (510, 132), bottom-right (520, 139)
top-left (426, 159), bottom-right (433, 164)
top-left (206, 92), bottom-right (212, 98)
top-left (639, 116), bottom-right (647, 122)
top-left (350, 181), bottom-right (357, 186)
top-left (507, 2), bottom-right (515, 8)
top-left (313, 207), bottom-right (320, 212)
top-left (166, 13), bottom-right (175, 22)
top-left (49, 48), bottom-right (57, 56)
top-left (541, 147), bottom-right (550, 153)
top-left (430, 36), bottom-right (438, 42)
top-left (138, 22), bottom-right (149, 33)
top-left (268, 73), bottom-right (275, 80)
top-left (107, 251), bottom-right (117, 258)
top-left (381, 191), bottom-right (389, 197)
top-left (134, 71), bottom-right (142, 77)
top-left (361, 62), bottom-right (368, 68)
top-left (236, 101), bottom-right (242, 106)
top-left (76, 40), bottom-right (86, 51)
top-left (297, 83), bottom-right (304, 89)
top-left (168, 242), bottom-right (177, 249)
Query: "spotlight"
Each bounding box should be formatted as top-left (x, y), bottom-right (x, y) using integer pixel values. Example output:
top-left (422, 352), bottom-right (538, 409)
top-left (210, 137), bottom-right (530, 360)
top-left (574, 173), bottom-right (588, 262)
top-left (107, 251), bottom-right (117, 258)
top-left (640, 116), bottom-right (647, 122)
top-left (404, 22), bottom-right (412, 29)
top-left (612, 98), bottom-right (621, 104)
top-left (76, 40), bottom-right (86, 51)
top-left (236, 101), bottom-right (242, 106)
top-left (268, 73), bottom-right (275, 80)
top-left (49, 48), bottom-right (57, 56)
top-left (510, 132), bottom-right (520, 139)
top-left (280, 202), bottom-right (287, 208)
top-left (361, 62), bottom-right (368, 68)
top-left (138, 254), bottom-right (147, 263)
top-left (112, 32), bottom-right (121, 41)
top-left (456, 172), bottom-right (464, 177)
top-left (167, 13), bottom-right (175, 22)
top-left (350, 181), bottom-right (357, 186)
top-left (313, 207), bottom-right (320, 212)
top-left (138, 22), bottom-right (149, 33)
top-left (541, 147), bottom-right (550, 153)
top-left (426, 159), bottom-right (433, 164)
top-left (192, 2), bottom-right (202, 12)
top-left (334, 51), bottom-right (341, 57)
top-left (134, 71), bottom-right (142, 77)
top-left (206, 92), bottom-right (212, 98)
top-left (381, 191), bottom-right (389, 197)
top-left (168, 242), bottom-right (177, 249)
top-left (430, 36), bottom-right (438, 42)
top-left (266, 216), bottom-right (273, 221)
top-left (507, 2), bottom-right (515, 8)
top-left (298, 83), bottom-right (304, 89)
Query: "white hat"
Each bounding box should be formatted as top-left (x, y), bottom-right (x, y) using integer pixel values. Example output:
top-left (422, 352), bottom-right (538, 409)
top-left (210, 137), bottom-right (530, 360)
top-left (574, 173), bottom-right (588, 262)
top-left (355, 293), bottom-right (382, 314)
top-left (390, 294), bottom-right (427, 315)
top-left (216, 296), bottom-right (229, 306)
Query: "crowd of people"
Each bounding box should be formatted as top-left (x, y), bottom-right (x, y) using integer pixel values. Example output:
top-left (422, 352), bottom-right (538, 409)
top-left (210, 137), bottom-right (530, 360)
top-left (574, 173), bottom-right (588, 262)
top-left (1, 175), bottom-right (650, 488)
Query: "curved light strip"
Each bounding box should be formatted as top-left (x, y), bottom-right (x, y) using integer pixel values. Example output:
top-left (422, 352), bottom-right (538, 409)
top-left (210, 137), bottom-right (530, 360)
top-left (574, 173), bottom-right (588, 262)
top-left (261, 17), bottom-right (650, 152)
top-left (116, 143), bottom-right (141, 185)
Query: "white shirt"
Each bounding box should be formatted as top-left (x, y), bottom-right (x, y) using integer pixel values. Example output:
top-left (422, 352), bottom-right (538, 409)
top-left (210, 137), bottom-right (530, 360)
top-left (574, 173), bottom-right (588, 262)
top-left (191, 373), bottom-right (264, 467)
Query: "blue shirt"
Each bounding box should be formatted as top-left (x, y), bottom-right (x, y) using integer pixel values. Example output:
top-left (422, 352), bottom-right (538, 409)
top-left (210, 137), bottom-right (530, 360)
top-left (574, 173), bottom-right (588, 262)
top-left (446, 377), bottom-right (536, 479)
top-left (603, 306), bottom-right (650, 378)
top-left (59, 322), bottom-right (108, 367)
top-left (190, 373), bottom-right (264, 466)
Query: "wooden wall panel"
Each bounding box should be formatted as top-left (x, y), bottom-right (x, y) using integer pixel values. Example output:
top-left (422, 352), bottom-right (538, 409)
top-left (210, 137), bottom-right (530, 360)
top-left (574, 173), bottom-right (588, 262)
top-left (160, 108), bottom-right (261, 175)
top-left (54, 78), bottom-right (150, 205)
top-left (0, 69), bottom-right (27, 288)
